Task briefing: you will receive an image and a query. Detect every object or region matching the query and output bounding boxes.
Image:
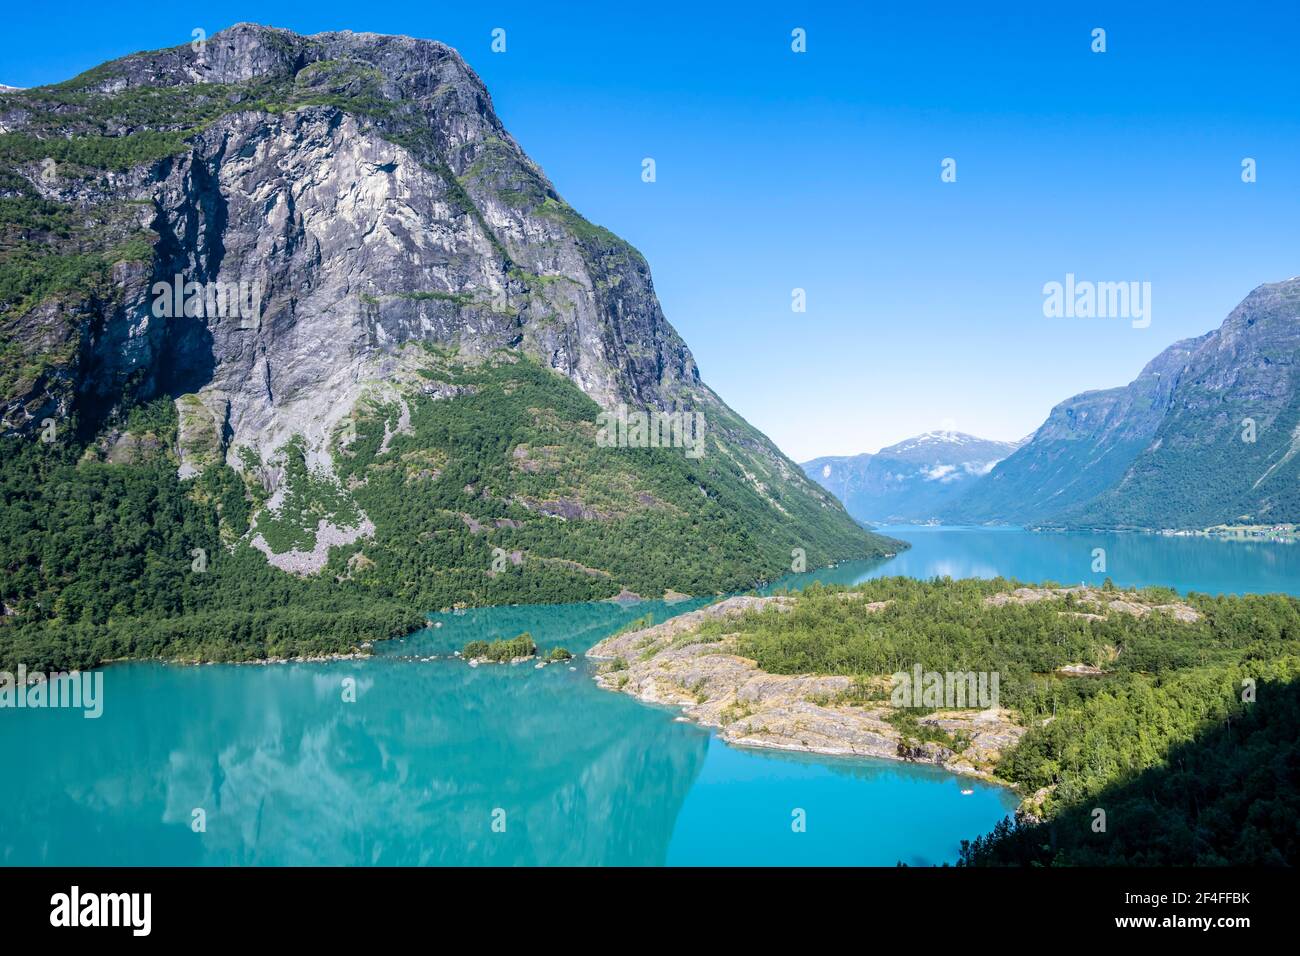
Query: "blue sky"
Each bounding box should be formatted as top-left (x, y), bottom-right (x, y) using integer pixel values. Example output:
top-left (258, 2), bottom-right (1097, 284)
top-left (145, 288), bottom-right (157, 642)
top-left (2, 1), bottom-right (1297, 460)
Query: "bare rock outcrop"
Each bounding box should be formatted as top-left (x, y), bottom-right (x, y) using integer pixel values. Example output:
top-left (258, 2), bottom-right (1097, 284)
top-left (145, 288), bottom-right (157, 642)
top-left (984, 586), bottom-right (1201, 623)
top-left (589, 596), bottom-right (1024, 782)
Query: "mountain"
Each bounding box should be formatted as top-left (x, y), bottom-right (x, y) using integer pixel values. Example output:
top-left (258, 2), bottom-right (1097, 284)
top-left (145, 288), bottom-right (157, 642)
top-left (0, 24), bottom-right (895, 669)
top-left (941, 337), bottom-right (1207, 525)
top-left (1073, 278), bottom-right (1300, 528)
top-left (803, 431), bottom-right (1021, 523)
top-left (945, 277), bottom-right (1300, 529)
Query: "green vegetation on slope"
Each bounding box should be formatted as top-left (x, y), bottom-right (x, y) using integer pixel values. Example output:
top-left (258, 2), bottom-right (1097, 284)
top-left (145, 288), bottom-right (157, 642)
top-left (960, 666), bottom-right (1300, 866)
top-left (321, 349), bottom-right (892, 606)
top-left (251, 436), bottom-right (363, 554)
top-left (0, 171), bottom-right (156, 402)
top-left (0, 352), bottom-right (892, 672)
top-left (1069, 403), bottom-right (1300, 530)
top-left (0, 401), bottom-right (426, 672)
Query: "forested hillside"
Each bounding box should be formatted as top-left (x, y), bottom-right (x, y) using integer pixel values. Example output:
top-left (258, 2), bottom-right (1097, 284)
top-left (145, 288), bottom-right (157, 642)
top-left (0, 349), bottom-right (896, 672)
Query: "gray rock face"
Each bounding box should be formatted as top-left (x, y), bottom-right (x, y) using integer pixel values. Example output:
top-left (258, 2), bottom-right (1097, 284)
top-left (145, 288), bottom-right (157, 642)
top-left (1, 23), bottom-right (853, 536)
top-left (4, 28), bottom-right (671, 427)
top-left (67, 25), bottom-right (693, 465)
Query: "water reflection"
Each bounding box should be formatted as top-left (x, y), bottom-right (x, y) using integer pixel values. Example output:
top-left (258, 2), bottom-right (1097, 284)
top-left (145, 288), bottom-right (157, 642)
top-left (1, 657), bottom-right (711, 865)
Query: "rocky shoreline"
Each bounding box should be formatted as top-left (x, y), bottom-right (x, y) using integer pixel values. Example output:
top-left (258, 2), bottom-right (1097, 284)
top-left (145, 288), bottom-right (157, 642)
top-left (587, 596), bottom-right (1025, 784)
top-left (184, 649), bottom-right (373, 665)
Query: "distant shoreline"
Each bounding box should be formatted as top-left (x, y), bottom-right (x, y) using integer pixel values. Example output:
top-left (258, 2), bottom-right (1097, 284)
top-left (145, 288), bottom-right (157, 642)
top-left (874, 522), bottom-right (1300, 542)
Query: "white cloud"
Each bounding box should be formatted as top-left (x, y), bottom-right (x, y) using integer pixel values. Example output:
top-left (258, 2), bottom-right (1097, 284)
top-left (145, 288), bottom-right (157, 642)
top-left (921, 464), bottom-right (958, 482)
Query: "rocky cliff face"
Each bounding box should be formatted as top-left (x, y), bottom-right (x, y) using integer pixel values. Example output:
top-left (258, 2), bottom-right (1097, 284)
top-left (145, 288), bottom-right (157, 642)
top-left (947, 278), bottom-right (1300, 528)
top-left (4, 25), bottom-right (699, 459)
top-left (0, 23), bottom-right (888, 597)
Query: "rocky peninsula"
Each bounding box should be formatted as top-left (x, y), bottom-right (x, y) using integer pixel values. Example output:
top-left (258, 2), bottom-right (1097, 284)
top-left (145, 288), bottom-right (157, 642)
top-left (587, 595), bottom-right (1025, 782)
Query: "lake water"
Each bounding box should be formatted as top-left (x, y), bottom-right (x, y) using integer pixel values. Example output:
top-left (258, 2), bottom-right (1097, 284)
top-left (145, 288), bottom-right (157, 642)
top-left (782, 525), bottom-right (1300, 597)
top-left (4, 527), bottom-right (1296, 866)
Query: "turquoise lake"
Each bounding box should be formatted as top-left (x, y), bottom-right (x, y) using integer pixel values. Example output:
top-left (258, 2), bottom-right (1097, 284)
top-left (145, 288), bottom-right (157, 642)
top-left (3, 527), bottom-right (1297, 866)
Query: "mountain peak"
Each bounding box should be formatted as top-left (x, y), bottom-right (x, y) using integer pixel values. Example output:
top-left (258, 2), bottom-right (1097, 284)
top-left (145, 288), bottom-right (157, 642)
top-left (890, 429), bottom-right (983, 449)
top-left (59, 22), bottom-right (477, 99)
top-left (0, 25), bottom-right (891, 598)
top-left (880, 430), bottom-right (1020, 459)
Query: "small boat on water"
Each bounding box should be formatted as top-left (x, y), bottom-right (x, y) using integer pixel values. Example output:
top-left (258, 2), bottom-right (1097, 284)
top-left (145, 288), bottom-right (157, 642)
top-left (960, 789), bottom-right (973, 795)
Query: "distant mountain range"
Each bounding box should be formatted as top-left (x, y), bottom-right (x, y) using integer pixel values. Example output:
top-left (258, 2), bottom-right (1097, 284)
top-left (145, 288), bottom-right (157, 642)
top-left (802, 431), bottom-right (1023, 524)
top-left (809, 276), bottom-right (1300, 530)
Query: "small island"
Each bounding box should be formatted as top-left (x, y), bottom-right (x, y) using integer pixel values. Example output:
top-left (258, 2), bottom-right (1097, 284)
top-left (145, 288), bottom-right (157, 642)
top-left (461, 633), bottom-right (537, 664)
top-left (458, 636), bottom-right (574, 667)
